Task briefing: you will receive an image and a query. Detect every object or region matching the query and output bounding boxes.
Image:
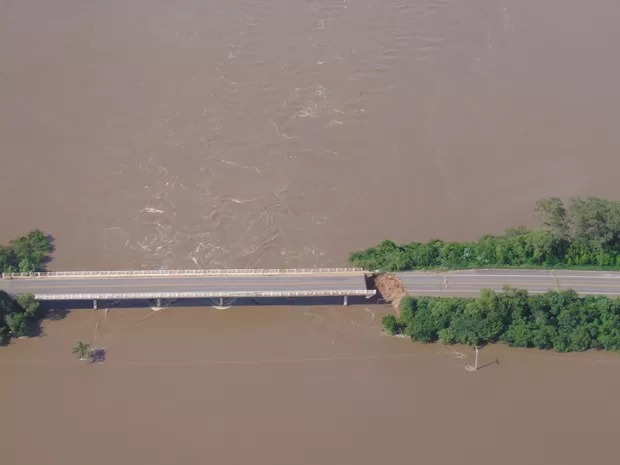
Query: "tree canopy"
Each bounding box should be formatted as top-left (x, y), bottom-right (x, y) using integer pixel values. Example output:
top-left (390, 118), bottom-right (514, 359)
top-left (351, 197), bottom-right (620, 271)
top-left (0, 291), bottom-right (40, 341)
top-left (0, 231), bottom-right (51, 343)
top-left (384, 288), bottom-right (620, 353)
top-left (0, 230), bottom-right (53, 273)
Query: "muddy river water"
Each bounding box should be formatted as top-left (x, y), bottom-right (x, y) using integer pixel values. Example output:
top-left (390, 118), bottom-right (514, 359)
top-left (2, 307), bottom-right (620, 465)
top-left (2, 1), bottom-right (620, 463)
top-left (2, 0), bottom-right (620, 269)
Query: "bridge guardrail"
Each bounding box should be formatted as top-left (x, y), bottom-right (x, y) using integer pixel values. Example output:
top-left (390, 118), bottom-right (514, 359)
top-left (33, 289), bottom-right (376, 300)
top-left (1, 268), bottom-right (365, 279)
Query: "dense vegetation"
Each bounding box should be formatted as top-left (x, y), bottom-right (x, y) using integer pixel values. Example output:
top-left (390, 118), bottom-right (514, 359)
top-left (383, 288), bottom-right (620, 352)
top-left (0, 230), bottom-right (52, 342)
top-left (0, 229), bottom-right (53, 273)
top-left (350, 197), bottom-right (620, 271)
top-left (0, 291), bottom-right (41, 342)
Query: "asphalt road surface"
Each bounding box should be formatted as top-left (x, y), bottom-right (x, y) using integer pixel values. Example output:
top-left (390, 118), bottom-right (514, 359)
top-left (396, 270), bottom-right (620, 297)
top-left (3, 269), bottom-right (620, 301)
top-left (0, 272), bottom-right (372, 300)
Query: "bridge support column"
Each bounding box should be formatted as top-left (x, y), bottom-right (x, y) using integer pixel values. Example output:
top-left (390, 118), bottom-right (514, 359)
top-left (220, 297), bottom-right (224, 307)
top-left (343, 295), bottom-right (348, 306)
top-left (93, 299), bottom-right (97, 310)
top-left (156, 298), bottom-right (161, 308)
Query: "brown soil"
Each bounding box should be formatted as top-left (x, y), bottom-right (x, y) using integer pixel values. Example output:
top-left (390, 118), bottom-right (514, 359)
top-left (371, 273), bottom-right (407, 315)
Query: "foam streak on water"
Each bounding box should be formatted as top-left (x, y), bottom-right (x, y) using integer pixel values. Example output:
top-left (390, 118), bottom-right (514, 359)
top-left (2, 0), bottom-right (620, 271)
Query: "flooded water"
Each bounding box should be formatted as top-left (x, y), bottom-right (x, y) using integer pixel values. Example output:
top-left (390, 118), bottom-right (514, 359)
top-left (3, 1), bottom-right (620, 464)
top-left (2, 307), bottom-right (620, 465)
top-left (2, 0), bottom-right (620, 270)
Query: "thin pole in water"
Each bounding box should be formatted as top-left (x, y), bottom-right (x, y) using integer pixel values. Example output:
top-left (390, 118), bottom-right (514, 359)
top-left (474, 346), bottom-right (480, 370)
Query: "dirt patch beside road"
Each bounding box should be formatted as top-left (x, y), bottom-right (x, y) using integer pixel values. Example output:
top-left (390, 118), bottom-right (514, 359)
top-left (368, 273), bottom-right (408, 315)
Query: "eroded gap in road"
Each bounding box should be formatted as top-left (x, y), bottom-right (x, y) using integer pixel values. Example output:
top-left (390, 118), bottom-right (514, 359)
top-left (367, 273), bottom-right (407, 315)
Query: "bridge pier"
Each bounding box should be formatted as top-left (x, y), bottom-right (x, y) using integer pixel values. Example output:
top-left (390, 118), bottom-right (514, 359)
top-left (156, 298), bottom-right (161, 308)
top-left (220, 297), bottom-right (224, 307)
top-left (343, 295), bottom-right (348, 306)
top-left (93, 299), bottom-right (97, 310)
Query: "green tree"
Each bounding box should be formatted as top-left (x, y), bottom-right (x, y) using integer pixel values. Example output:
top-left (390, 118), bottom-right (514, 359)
top-left (535, 197), bottom-right (568, 240)
top-left (0, 246), bottom-right (17, 272)
top-left (0, 290), bottom-right (20, 337)
top-left (566, 197), bottom-right (620, 249)
top-left (5, 312), bottom-right (28, 337)
top-left (437, 327), bottom-right (456, 344)
top-left (382, 314), bottom-right (402, 335)
top-left (0, 291), bottom-right (41, 339)
top-left (398, 296), bottom-right (416, 328)
top-left (72, 341), bottom-right (93, 361)
top-left (504, 317), bottom-right (533, 347)
top-left (16, 293), bottom-right (40, 318)
top-left (7, 229), bottom-right (52, 272)
top-left (408, 299), bottom-right (439, 342)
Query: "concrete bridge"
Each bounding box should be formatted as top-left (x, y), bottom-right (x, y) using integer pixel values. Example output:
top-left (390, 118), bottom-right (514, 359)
top-left (3, 268), bottom-right (620, 310)
top-left (0, 268), bottom-right (374, 308)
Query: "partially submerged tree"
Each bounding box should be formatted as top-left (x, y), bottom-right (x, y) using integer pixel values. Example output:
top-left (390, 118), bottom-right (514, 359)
top-left (382, 314), bottom-right (402, 335)
top-left (0, 291), bottom-right (43, 339)
top-left (72, 341), bottom-right (93, 362)
top-left (16, 293), bottom-right (40, 318)
top-left (5, 312), bottom-right (28, 337)
top-left (0, 290), bottom-right (23, 338)
top-left (0, 229), bottom-right (53, 273)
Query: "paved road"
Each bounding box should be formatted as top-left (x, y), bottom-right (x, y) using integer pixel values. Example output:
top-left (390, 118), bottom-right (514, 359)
top-left (396, 270), bottom-right (620, 297)
top-left (0, 272), bottom-right (373, 300)
top-left (4, 268), bottom-right (620, 301)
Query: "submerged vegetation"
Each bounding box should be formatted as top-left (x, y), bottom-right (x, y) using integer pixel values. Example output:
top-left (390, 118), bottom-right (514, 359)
top-left (351, 197), bottom-right (620, 271)
top-left (384, 288), bottom-right (620, 353)
top-left (0, 291), bottom-right (41, 342)
top-left (0, 229), bottom-right (53, 273)
top-left (71, 340), bottom-right (104, 363)
top-left (72, 341), bottom-right (93, 362)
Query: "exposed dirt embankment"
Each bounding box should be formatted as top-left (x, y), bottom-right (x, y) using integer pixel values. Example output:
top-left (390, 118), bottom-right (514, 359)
top-left (367, 273), bottom-right (407, 315)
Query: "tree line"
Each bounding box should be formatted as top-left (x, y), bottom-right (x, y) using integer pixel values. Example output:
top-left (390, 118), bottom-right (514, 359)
top-left (383, 288), bottom-right (620, 352)
top-left (0, 230), bottom-right (52, 343)
top-left (350, 197), bottom-right (620, 271)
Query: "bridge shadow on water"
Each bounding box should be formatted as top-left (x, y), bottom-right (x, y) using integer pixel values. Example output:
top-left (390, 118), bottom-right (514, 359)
top-left (10, 296), bottom-right (380, 343)
top-left (38, 295), bottom-right (378, 312)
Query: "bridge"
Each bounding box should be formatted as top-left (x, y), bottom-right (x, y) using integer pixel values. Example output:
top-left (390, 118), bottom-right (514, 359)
top-left (2, 268), bottom-right (620, 310)
top-left (0, 268), bottom-right (374, 307)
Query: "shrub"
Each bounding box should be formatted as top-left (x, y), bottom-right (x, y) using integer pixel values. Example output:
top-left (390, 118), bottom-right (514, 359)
top-left (382, 314), bottom-right (402, 335)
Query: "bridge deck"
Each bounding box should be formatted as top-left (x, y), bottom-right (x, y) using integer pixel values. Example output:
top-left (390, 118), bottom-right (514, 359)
top-left (0, 271), bottom-right (374, 300)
